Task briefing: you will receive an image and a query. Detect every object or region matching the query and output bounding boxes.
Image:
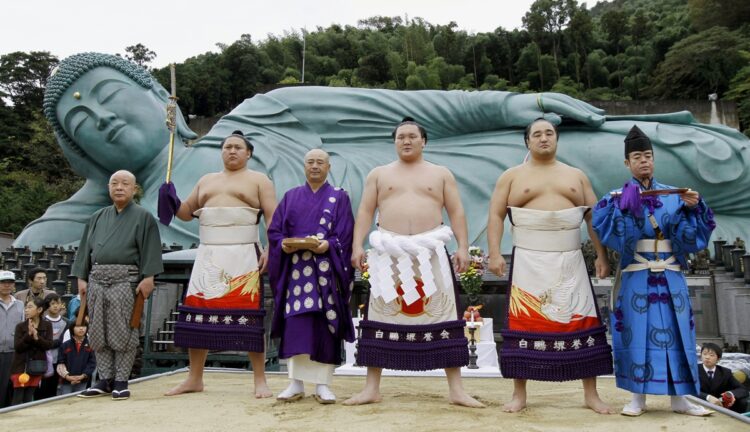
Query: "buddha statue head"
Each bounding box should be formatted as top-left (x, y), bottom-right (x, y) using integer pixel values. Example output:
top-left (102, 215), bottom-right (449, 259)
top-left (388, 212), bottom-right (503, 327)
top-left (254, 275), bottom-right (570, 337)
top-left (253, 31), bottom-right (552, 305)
top-left (44, 52), bottom-right (196, 179)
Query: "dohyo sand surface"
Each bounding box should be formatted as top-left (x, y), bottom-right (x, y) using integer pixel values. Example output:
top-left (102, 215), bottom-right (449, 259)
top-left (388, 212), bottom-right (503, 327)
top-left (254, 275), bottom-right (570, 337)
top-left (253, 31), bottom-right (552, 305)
top-left (1, 370), bottom-right (738, 432)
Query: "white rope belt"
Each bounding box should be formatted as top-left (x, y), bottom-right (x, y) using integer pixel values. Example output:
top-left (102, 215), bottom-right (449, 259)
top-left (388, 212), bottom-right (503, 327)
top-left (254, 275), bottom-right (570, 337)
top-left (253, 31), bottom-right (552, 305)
top-left (367, 226), bottom-right (454, 306)
top-left (622, 253), bottom-right (681, 273)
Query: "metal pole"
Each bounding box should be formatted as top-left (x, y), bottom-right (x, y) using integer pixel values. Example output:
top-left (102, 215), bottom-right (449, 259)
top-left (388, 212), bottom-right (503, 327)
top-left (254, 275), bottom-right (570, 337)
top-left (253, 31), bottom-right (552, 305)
top-left (165, 64), bottom-right (178, 183)
top-left (687, 395), bottom-right (750, 425)
top-left (301, 29), bottom-right (306, 84)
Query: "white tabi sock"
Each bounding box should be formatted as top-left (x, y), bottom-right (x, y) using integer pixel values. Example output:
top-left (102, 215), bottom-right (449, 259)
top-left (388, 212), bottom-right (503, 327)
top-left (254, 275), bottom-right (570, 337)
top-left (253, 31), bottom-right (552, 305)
top-left (278, 379), bottom-right (304, 398)
top-left (622, 393), bottom-right (647, 415)
top-left (671, 395), bottom-right (711, 415)
top-left (315, 384), bottom-right (336, 401)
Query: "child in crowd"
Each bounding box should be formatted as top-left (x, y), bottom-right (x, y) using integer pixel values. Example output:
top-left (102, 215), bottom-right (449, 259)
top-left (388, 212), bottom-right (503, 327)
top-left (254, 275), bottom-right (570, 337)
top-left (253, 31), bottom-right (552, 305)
top-left (57, 322), bottom-right (95, 395)
top-left (10, 297), bottom-right (53, 405)
top-left (36, 293), bottom-right (70, 399)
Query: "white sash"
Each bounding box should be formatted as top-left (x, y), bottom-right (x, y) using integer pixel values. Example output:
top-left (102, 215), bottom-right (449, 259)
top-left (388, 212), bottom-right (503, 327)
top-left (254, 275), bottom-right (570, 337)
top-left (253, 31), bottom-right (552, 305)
top-left (195, 207), bottom-right (260, 245)
top-left (511, 226), bottom-right (581, 252)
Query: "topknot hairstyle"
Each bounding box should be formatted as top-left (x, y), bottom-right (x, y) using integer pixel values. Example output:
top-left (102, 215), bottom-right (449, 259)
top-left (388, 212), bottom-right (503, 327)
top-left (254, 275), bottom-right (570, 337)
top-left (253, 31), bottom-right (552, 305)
top-left (391, 116), bottom-right (428, 144)
top-left (221, 130), bottom-right (254, 153)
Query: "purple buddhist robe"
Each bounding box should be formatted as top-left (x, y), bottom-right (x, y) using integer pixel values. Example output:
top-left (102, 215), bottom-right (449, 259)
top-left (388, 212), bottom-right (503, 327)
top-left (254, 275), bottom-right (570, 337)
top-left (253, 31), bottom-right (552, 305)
top-left (268, 182), bottom-right (355, 365)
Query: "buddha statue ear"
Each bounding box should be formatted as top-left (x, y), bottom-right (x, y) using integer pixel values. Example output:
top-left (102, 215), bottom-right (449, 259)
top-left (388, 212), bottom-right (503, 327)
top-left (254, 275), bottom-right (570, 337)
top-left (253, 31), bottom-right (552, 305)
top-left (174, 104), bottom-right (198, 144)
top-left (151, 85), bottom-right (197, 144)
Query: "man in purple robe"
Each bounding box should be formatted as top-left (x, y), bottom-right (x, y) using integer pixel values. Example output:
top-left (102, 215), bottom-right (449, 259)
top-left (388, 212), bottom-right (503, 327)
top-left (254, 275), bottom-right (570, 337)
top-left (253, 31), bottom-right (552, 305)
top-left (268, 149), bottom-right (356, 404)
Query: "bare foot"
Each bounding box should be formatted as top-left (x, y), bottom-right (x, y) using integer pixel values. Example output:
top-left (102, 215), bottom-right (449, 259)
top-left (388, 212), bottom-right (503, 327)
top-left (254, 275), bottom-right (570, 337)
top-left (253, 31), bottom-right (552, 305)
top-left (342, 390), bottom-right (382, 406)
top-left (164, 378), bottom-right (204, 396)
top-left (585, 392), bottom-right (614, 414)
top-left (583, 390), bottom-right (615, 414)
top-left (448, 390), bottom-right (485, 408)
top-left (254, 379), bottom-right (273, 399)
top-left (502, 393), bottom-right (527, 412)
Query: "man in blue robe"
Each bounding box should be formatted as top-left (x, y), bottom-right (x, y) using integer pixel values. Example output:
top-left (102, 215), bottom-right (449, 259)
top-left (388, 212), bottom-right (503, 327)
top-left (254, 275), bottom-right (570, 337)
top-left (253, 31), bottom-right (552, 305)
top-left (593, 125), bottom-right (716, 417)
top-left (268, 149), bottom-right (355, 404)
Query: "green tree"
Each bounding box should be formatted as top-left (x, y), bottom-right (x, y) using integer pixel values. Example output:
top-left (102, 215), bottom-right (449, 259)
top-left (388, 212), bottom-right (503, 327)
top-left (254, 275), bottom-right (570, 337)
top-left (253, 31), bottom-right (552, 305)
top-left (313, 24), bottom-right (360, 71)
top-left (153, 52), bottom-right (231, 117)
top-left (485, 29), bottom-right (516, 84)
top-left (0, 168), bottom-right (82, 235)
top-left (464, 34), bottom-right (494, 88)
top-left (480, 74), bottom-right (509, 91)
top-left (0, 99), bottom-right (22, 147)
top-left (688, 0), bottom-right (750, 31)
top-left (0, 51), bottom-right (58, 116)
top-left (220, 35), bottom-right (265, 106)
top-left (357, 16), bottom-right (403, 32)
top-left (584, 50), bottom-right (610, 89)
top-left (650, 27), bottom-right (749, 98)
top-left (0, 104), bottom-right (82, 236)
top-left (725, 51), bottom-right (750, 137)
top-left (400, 18), bottom-right (436, 64)
top-left (0, 50), bottom-right (62, 201)
top-left (385, 51), bottom-right (406, 88)
top-left (599, 9), bottom-right (629, 89)
top-left (516, 42), bottom-right (542, 89)
top-left (565, 6), bottom-right (594, 85)
top-left (516, 42), bottom-right (559, 90)
top-left (355, 31), bottom-right (392, 85)
top-left (523, 0), bottom-right (577, 80)
top-left (335, 69), bottom-right (354, 86)
top-left (583, 86), bottom-right (628, 101)
top-left (281, 67), bottom-right (301, 82)
top-left (599, 9), bottom-right (629, 56)
top-left (622, 10), bottom-right (654, 98)
top-left (124, 43), bottom-right (157, 68)
top-left (404, 61), bottom-right (440, 90)
top-left (432, 22), bottom-right (465, 65)
top-left (428, 56), bottom-right (464, 89)
top-left (623, 45), bottom-right (651, 99)
top-left (629, 8), bottom-right (654, 48)
top-left (550, 75), bottom-right (583, 98)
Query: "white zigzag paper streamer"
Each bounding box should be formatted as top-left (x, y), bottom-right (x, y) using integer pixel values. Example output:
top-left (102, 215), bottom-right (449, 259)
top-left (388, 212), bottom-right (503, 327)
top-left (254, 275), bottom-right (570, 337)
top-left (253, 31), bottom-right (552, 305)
top-left (367, 227), bottom-right (455, 304)
top-left (396, 255), bottom-right (419, 305)
top-left (366, 249), bottom-right (381, 298)
top-left (437, 251), bottom-right (454, 291)
top-left (377, 252), bottom-right (399, 303)
top-left (416, 248), bottom-right (436, 298)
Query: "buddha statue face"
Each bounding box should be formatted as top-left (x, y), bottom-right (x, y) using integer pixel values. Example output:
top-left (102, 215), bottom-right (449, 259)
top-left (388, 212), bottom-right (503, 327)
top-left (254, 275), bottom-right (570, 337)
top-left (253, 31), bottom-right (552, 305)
top-left (55, 66), bottom-right (170, 173)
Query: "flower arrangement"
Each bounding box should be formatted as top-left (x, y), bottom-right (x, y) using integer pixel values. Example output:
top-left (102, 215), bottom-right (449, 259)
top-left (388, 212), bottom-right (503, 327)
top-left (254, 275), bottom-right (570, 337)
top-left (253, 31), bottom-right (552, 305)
top-left (359, 262), bottom-right (370, 290)
top-left (458, 246), bottom-right (486, 300)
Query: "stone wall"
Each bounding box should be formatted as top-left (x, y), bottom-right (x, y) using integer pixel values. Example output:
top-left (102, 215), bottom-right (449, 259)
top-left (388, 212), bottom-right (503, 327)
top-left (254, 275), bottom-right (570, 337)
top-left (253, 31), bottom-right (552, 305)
top-left (713, 267), bottom-right (750, 351)
top-left (592, 100), bottom-right (738, 129)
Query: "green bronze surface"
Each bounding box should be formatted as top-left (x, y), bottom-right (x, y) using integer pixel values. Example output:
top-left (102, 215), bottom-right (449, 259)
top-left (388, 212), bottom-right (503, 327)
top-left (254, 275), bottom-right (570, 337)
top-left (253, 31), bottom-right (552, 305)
top-left (16, 53), bottom-right (750, 252)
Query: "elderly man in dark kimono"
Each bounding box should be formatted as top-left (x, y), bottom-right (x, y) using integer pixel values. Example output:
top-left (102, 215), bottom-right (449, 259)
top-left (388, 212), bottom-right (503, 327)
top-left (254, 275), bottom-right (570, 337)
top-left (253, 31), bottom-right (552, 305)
top-left (73, 170), bottom-right (163, 400)
top-left (268, 149), bottom-right (355, 404)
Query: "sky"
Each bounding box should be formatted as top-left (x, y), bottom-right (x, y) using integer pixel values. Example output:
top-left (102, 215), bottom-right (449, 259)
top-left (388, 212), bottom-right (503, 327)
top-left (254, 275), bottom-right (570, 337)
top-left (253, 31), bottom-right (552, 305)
top-left (1, 0), bottom-right (602, 68)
